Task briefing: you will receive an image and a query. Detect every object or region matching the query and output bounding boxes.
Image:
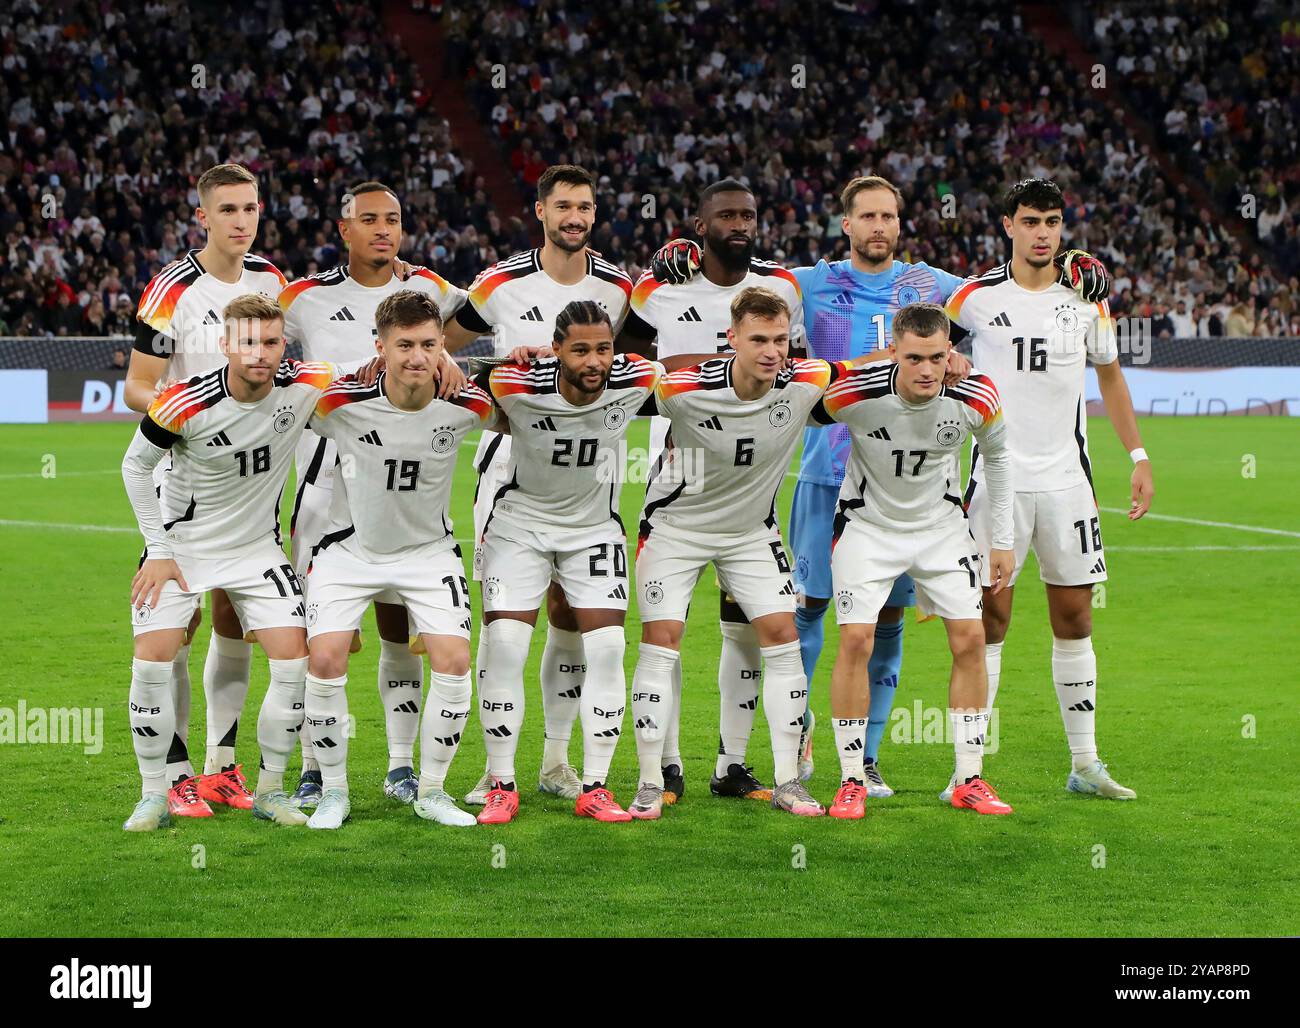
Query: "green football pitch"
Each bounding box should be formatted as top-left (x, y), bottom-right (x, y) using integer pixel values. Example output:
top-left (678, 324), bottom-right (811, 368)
top-left (0, 417), bottom-right (1296, 937)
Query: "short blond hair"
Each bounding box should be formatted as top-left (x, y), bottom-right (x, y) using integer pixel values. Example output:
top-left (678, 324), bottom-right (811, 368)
top-left (223, 293), bottom-right (282, 325)
top-left (197, 163), bottom-right (258, 205)
top-left (730, 286), bottom-right (790, 325)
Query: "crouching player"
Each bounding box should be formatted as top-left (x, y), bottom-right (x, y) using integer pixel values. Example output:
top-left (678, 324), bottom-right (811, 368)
top-left (815, 303), bottom-right (1016, 818)
top-left (301, 291), bottom-right (494, 829)
top-left (121, 294), bottom-right (341, 831)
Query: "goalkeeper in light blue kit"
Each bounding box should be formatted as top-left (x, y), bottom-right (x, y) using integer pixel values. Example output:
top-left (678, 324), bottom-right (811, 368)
top-left (652, 174), bottom-right (1110, 792)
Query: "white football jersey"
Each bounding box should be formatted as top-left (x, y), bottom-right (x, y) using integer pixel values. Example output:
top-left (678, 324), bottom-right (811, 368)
top-left (124, 360), bottom-right (336, 558)
top-left (627, 258), bottom-right (806, 357)
top-left (459, 249), bottom-right (632, 356)
top-left (815, 362), bottom-right (1012, 547)
top-left (279, 265), bottom-right (467, 364)
top-left (946, 264), bottom-right (1118, 492)
top-left (641, 357), bottom-right (831, 539)
top-left (481, 353), bottom-right (663, 535)
top-left (309, 374), bottom-right (494, 563)
top-left (134, 250), bottom-right (287, 381)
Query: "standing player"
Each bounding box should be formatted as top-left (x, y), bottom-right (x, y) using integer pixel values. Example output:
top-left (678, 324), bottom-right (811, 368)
top-left (814, 303), bottom-right (1014, 818)
top-left (442, 165), bottom-right (633, 806)
top-left (473, 301), bottom-right (663, 825)
top-left (652, 175), bottom-right (1109, 794)
top-left (300, 292), bottom-right (492, 830)
top-left (945, 178), bottom-right (1151, 800)
top-left (279, 181), bottom-right (467, 810)
top-left (629, 287), bottom-right (827, 820)
top-left (120, 295), bottom-right (342, 831)
top-left (618, 179), bottom-right (805, 805)
top-left (124, 163), bottom-right (287, 817)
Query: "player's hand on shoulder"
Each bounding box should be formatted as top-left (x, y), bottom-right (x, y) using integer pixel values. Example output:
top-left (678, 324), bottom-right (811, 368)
top-left (1056, 248), bottom-right (1111, 303)
top-left (509, 344), bottom-right (552, 365)
top-left (1129, 459), bottom-right (1154, 520)
top-left (132, 558), bottom-right (188, 609)
top-left (356, 357), bottom-right (384, 386)
top-left (392, 256), bottom-right (424, 281)
top-left (650, 238), bottom-right (702, 285)
top-left (153, 378), bottom-right (179, 399)
top-left (987, 548), bottom-right (1015, 595)
top-left (943, 350), bottom-right (972, 385)
top-left (437, 351), bottom-right (466, 398)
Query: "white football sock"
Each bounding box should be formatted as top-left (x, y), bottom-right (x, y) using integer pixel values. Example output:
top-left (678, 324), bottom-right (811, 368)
top-left (379, 638), bottom-right (422, 771)
top-left (255, 657), bottom-right (309, 795)
top-left (660, 656), bottom-right (683, 770)
top-left (130, 658), bottom-right (175, 797)
top-left (952, 708), bottom-right (989, 782)
top-left (419, 669), bottom-right (472, 795)
top-left (480, 619), bottom-right (532, 785)
top-left (305, 672), bottom-right (349, 794)
top-left (164, 643), bottom-right (194, 784)
top-left (202, 632), bottom-right (251, 773)
top-left (985, 640), bottom-right (1004, 718)
top-left (761, 641), bottom-right (807, 785)
top-left (540, 625), bottom-right (583, 770)
top-left (578, 626), bottom-right (626, 787)
top-left (1052, 636), bottom-right (1099, 770)
top-left (716, 621), bottom-right (762, 777)
top-left (834, 717), bottom-right (867, 782)
top-left (299, 717), bottom-right (318, 774)
top-left (632, 642), bottom-right (678, 788)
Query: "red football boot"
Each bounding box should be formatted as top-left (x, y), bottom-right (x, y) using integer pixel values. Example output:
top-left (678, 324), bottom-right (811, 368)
top-left (574, 786), bottom-right (632, 823)
top-left (951, 777), bottom-right (1013, 815)
top-left (828, 779), bottom-right (867, 820)
top-left (167, 775), bottom-right (214, 818)
top-left (197, 764), bottom-right (255, 810)
top-left (477, 784), bottom-right (520, 825)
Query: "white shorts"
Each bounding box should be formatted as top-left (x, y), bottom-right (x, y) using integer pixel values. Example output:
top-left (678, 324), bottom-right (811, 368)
top-left (131, 538), bottom-right (305, 636)
top-left (635, 522), bottom-right (796, 624)
top-left (831, 518), bottom-right (983, 624)
top-left (289, 429), bottom-right (338, 579)
top-left (968, 480), bottom-right (1107, 587)
top-left (471, 431), bottom-right (510, 581)
top-left (480, 521), bottom-right (630, 613)
top-left (305, 542), bottom-right (472, 640)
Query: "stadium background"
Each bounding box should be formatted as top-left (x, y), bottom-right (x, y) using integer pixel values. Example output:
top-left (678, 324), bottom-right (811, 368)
top-left (0, 0), bottom-right (1296, 937)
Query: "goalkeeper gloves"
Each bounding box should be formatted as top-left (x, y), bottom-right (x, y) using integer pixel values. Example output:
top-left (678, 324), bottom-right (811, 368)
top-left (649, 238), bottom-right (702, 285)
top-left (1056, 249), bottom-right (1111, 303)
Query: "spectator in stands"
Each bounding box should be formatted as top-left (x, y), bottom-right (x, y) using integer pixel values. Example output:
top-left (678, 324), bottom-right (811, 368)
top-left (1169, 298), bottom-right (1196, 337)
top-left (1226, 299), bottom-right (1256, 337)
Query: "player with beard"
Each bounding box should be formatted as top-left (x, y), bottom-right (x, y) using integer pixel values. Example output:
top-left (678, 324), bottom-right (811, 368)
top-left (618, 179), bottom-right (804, 805)
top-left (650, 176), bottom-right (1110, 795)
top-left (441, 166), bottom-right (632, 806)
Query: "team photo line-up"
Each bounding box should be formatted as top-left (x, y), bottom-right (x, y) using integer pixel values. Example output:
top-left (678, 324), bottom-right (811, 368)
top-left (120, 161), bottom-right (1154, 832)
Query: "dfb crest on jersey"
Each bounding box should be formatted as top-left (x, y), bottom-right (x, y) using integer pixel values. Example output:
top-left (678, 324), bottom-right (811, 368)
top-left (273, 405), bottom-right (297, 433)
top-left (768, 401), bottom-right (792, 427)
top-left (133, 602), bottom-right (153, 626)
top-left (836, 591), bottom-right (854, 615)
top-left (473, 547), bottom-right (484, 572)
top-left (306, 603), bottom-right (319, 627)
top-left (484, 577), bottom-right (502, 602)
top-left (643, 580), bottom-right (664, 605)
top-left (897, 285), bottom-right (922, 306)
top-left (935, 418), bottom-right (962, 446)
top-left (1054, 304), bottom-right (1080, 332)
top-left (432, 429), bottom-right (456, 453)
top-left (604, 405), bottom-right (626, 430)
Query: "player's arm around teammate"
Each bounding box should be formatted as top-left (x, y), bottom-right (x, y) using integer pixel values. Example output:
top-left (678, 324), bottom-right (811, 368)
top-left (818, 304), bottom-right (1015, 819)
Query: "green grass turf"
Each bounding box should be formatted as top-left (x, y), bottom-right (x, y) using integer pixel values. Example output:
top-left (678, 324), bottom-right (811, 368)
top-left (0, 416), bottom-right (1296, 937)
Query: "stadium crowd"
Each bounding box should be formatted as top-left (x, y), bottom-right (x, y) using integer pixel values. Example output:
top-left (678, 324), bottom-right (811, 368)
top-left (3, 0), bottom-right (1298, 338)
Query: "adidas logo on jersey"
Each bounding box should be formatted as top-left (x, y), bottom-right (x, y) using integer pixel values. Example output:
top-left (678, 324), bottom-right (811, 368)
top-left (697, 415), bottom-right (723, 431)
top-left (459, 618), bottom-right (472, 633)
top-left (988, 312), bottom-right (1012, 327)
top-left (329, 307), bottom-right (356, 322)
top-left (677, 306), bottom-right (703, 323)
top-left (519, 306), bottom-right (544, 322)
top-left (202, 308), bottom-right (221, 325)
top-left (778, 581), bottom-right (795, 596)
top-left (607, 583), bottom-right (627, 600)
top-left (205, 431), bottom-right (232, 447)
top-left (290, 602), bottom-right (305, 618)
top-left (1090, 557), bottom-right (1106, 574)
top-left (830, 291), bottom-right (855, 307)
top-left (357, 430), bottom-right (383, 445)
top-left (531, 416), bottom-right (558, 431)
top-left (867, 426), bottom-right (891, 440)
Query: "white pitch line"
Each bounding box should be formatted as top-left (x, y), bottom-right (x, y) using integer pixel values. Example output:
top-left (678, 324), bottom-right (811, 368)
top-left (0, 469), bottom-right (119, 480)
top-left (1107, 545), bottom-right (1300, 552)
top-left (1098, 507), bottom-right (1300, 539)
top-left (0, 519), bottom-right (135, 533)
